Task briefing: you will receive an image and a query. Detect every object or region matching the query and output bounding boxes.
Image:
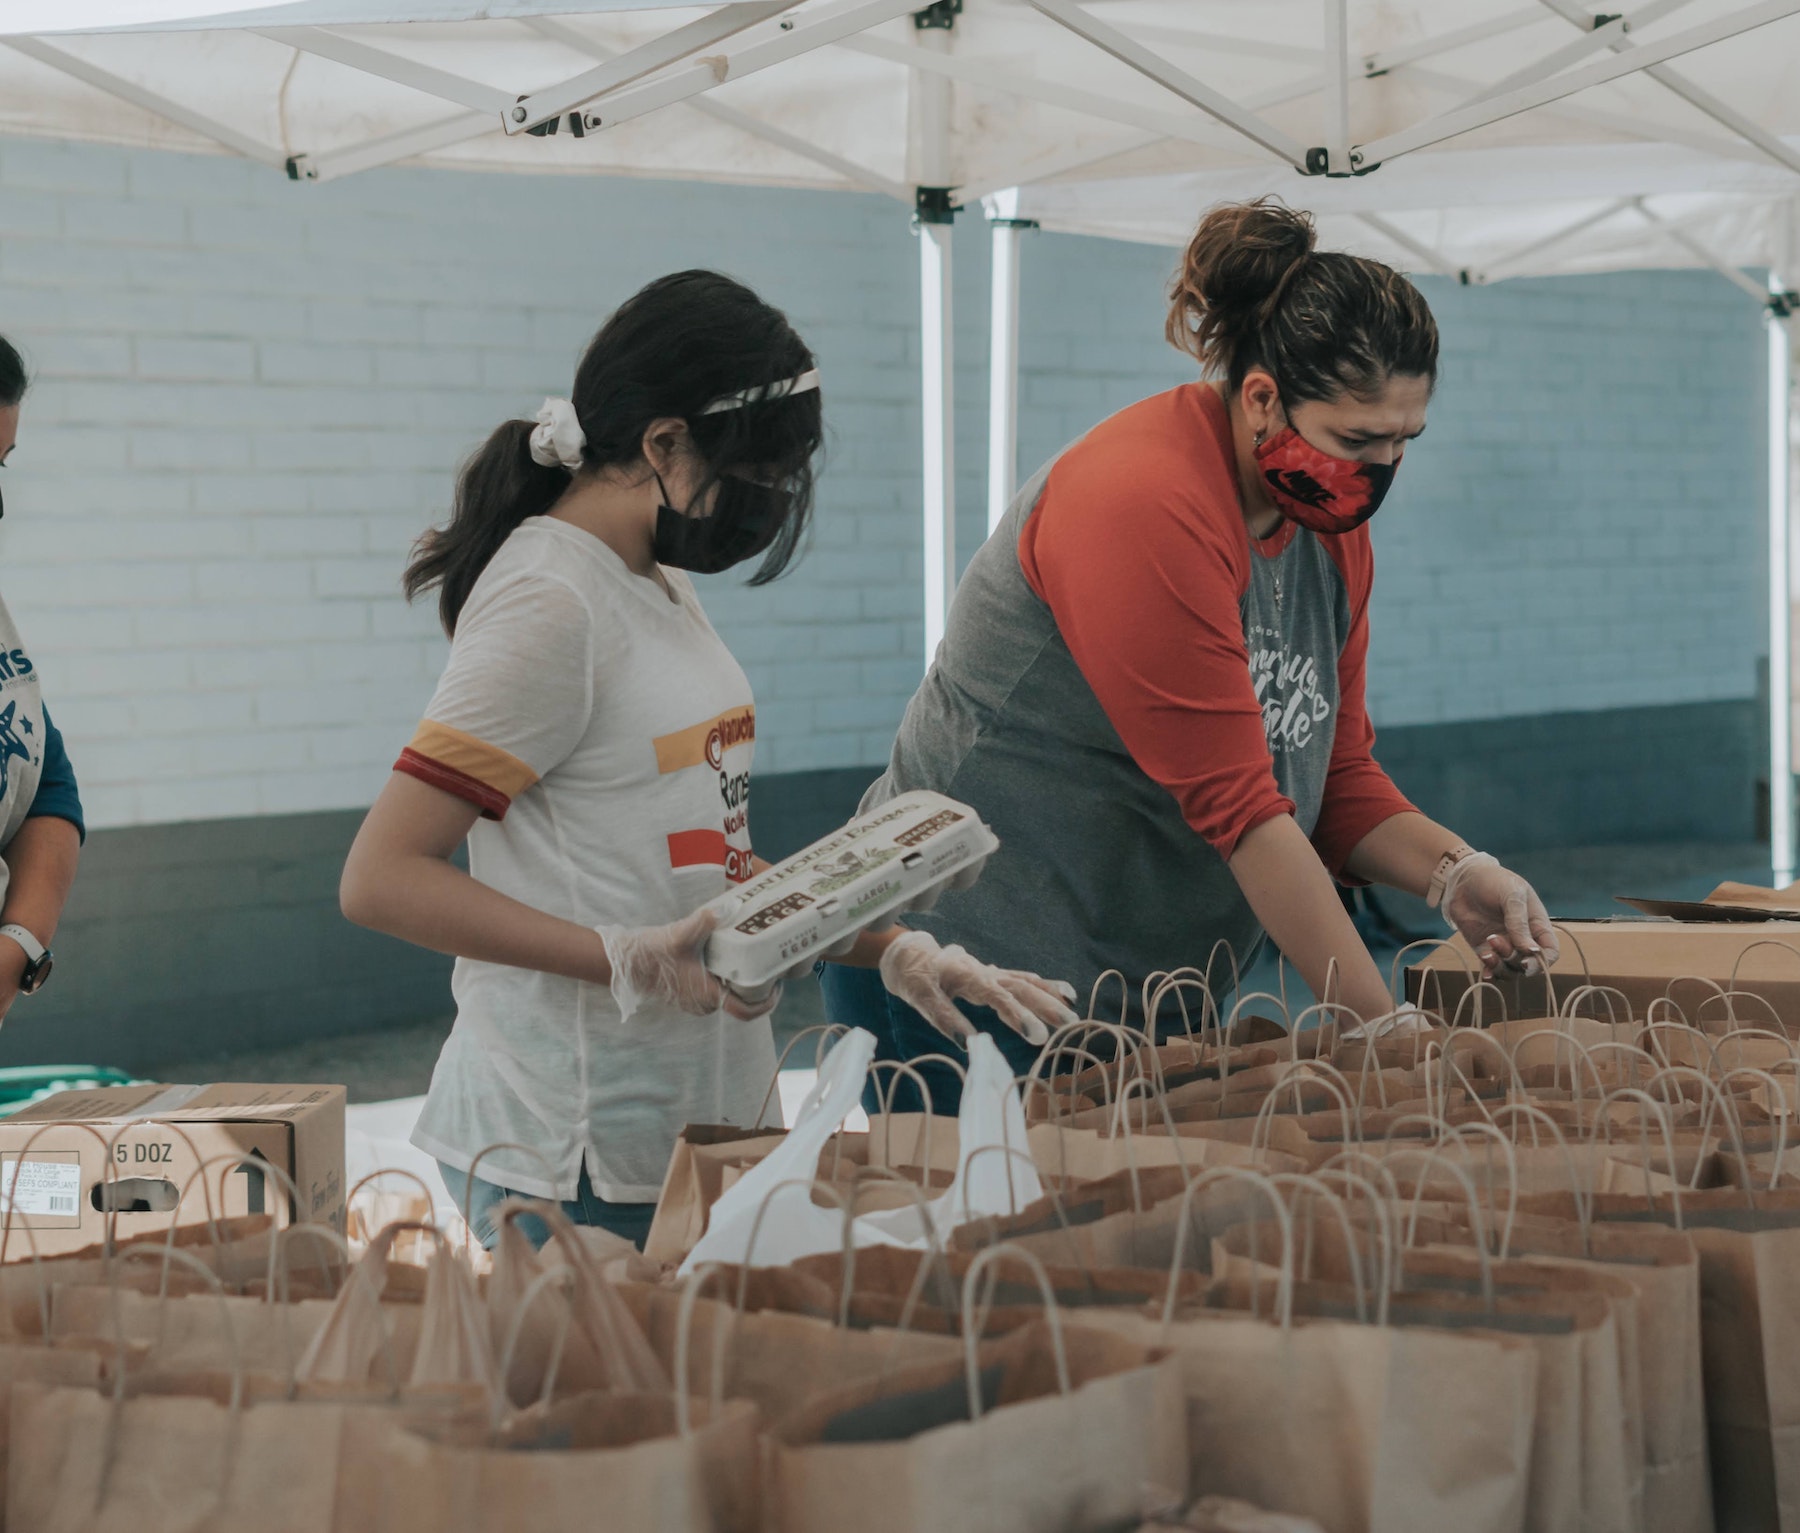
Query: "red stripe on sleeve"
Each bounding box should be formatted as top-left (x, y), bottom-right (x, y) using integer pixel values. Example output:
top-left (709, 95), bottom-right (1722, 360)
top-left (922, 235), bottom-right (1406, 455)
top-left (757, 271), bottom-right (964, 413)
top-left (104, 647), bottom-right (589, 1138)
top-left (395, 748), bottom-right (512, 821)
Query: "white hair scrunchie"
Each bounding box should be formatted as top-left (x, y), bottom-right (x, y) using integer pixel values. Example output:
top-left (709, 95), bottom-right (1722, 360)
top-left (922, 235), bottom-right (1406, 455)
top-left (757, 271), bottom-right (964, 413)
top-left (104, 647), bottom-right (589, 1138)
top-left (529, 397), bottom-right (586, 471)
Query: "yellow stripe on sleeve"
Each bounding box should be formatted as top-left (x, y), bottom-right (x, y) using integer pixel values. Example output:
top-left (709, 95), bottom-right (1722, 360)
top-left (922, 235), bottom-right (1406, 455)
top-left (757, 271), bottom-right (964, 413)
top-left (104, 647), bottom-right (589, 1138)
top-left (408, 721), bottom-right (540, 801)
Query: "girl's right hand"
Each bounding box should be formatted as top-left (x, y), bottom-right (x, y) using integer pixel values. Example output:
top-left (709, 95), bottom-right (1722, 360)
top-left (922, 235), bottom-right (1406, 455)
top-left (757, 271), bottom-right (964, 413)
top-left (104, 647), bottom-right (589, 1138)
top-left (596, 908), bottom-right (778, 1023)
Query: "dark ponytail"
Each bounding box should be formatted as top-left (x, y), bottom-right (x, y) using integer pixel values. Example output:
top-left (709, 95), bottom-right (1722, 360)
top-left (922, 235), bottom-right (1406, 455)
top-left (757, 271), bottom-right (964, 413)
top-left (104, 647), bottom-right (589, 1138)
top-left (1167, 197), bottom-right (1438, 404)
top-left (0, 335), bottom-right (27, 408)
top-left (405, 269), bottom-right (823, 635)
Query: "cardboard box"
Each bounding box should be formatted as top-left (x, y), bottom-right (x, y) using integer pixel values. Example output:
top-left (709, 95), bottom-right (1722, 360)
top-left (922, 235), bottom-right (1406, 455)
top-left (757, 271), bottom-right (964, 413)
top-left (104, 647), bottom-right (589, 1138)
top-left (0, 1082), bottom-right (344, 1259)
top-left (1407, 920), bottom-right (1800, 1028)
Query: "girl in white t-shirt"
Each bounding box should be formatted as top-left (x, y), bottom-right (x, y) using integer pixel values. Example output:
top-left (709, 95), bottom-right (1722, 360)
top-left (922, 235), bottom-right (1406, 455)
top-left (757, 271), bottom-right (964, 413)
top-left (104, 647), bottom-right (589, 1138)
top-left (341, 272), bottom-right (1075, 1249)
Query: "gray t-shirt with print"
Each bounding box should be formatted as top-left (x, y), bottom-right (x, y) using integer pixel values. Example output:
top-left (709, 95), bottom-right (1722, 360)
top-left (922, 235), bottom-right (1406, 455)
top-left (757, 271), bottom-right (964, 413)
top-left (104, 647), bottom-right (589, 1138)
top-left (859, 462), bottom-right (1353, 1019)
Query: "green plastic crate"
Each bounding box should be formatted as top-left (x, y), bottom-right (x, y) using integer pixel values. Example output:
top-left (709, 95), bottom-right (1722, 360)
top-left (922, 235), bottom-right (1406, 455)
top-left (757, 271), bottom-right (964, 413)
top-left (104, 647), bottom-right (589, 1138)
top-left (0, 1065), bottom-right (138, 1117)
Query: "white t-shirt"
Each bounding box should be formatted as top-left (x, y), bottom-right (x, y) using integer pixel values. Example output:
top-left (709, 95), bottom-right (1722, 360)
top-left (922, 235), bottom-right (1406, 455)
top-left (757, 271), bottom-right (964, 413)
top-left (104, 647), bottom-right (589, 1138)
top-left (404, 517), bottom-right (775, 1201)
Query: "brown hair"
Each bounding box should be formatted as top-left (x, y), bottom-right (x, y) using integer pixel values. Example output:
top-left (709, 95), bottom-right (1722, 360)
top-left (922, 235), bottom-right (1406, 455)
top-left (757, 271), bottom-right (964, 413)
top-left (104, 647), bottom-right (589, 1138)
top-left (1166, 197), bottom-right (1438, 404)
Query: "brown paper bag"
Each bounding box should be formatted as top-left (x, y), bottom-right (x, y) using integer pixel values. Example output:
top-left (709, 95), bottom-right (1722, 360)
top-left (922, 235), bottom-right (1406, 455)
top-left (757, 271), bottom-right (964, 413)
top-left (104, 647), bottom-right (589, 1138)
top-left (762, 1314), bottom-right (1188, 1533)
top-left (1217, 1226), bottom-right (1643, 1533)
top-left (645, 1125), bottom-right (789, 1264)
top-left (331, 1391), bottom-right (762, 1533)
top-left (7, 1380), bottom-right (354, 1532)
top-left (1518, 1186), bottom-right (1800, 1533)
top-left (1401, 1206), bottom-right (1710, 1533)
top-left (1077, 1298), bottom-right (1538, 1533)
top-left (618, 1278), bottom-right (962, 1422)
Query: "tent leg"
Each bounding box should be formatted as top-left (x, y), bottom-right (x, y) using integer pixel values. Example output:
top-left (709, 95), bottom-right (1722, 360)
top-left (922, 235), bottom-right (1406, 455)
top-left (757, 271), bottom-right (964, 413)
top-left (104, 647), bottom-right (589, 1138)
top-left (986, 193), bottom-right (1036, 532)
top-left (920, 211), bottom-right (956, 666)
top-left (1770, 274), bottom-right (1795, 885)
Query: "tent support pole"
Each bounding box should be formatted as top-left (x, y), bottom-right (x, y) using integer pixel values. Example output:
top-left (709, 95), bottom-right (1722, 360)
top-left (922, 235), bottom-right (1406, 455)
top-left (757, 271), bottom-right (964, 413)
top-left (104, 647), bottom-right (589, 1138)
top-left (1771, 273), bottom-right (1795, 884)
top-left (986, 193), bottom-right (1035, 533)
top-left (913, 9), bottom-right (958, 668)
top-left (919, 204), bottom-right (956, 665)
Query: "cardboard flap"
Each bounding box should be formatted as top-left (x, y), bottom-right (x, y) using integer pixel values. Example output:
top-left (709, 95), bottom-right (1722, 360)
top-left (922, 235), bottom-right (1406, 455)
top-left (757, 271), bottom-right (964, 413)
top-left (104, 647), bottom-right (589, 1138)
top-left (1618, 879), bottom-right (1800, 922)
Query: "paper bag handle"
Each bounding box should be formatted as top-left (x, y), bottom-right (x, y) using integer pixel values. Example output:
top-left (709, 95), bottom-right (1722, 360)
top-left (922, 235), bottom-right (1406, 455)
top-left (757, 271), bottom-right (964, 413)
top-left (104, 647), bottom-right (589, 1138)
top-left (1086, 969), bottom-right (1129, 1027)
top-left (1263, 1172), bottom-right (1370, 1323)
top-left (1162, 1166), bottom-right (1295, 1330)
top-left (755, 1024), bottom-right (853, 1130)
top-left (1250, 1060), bottom-right (1357, 1155)
top-left (957, 1243), bottom-right (1069, 1420)
top-left (1641, 1019), bottom-right (1719, 1076)
top-left (1642, 1065), bottom-right (1754, 1194)
top-left (1593, 1086), bottom-right (1687, 1227)
top-left (1713, 1066), bottom-right (1793, 1191)
top-left (1490, 1103), bottom-right (1592, 1253)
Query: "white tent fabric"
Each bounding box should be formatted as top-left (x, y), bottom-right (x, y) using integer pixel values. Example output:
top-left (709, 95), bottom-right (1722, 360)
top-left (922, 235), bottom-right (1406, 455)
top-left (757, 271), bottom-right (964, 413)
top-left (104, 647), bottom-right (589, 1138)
top-left (6, 2), bottom-right (1800, 195)
top-left (3, 0), bottom-right (1799, 872)
top-left (1008, 143), bottom-right (1800, 282)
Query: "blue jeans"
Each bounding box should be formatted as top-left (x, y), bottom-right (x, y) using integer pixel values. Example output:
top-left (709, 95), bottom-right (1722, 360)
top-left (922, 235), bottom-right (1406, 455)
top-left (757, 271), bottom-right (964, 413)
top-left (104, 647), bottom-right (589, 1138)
top-left (817, 961), bottom-right (1044, 1117)
top-left (436, 1160), bottom-right (656, 1252)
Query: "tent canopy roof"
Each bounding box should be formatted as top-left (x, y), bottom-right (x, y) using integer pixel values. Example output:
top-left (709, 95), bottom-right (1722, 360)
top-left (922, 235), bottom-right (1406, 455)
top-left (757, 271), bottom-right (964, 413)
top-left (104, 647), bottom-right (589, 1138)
top-left (1, 0), bottom-right (1799, 232)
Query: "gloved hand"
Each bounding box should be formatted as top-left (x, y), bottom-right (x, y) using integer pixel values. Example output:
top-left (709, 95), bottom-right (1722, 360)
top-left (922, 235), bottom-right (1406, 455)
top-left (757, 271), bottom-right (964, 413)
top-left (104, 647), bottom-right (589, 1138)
top-left (597, 908), bottom-right (778, 1023)
top-left (1339, 1002), bottom-right (1433, 1044)
top-left (878, 929), bottom-right (1079, 1049)
top-left (1440, 852), bottom-right (1560, 980)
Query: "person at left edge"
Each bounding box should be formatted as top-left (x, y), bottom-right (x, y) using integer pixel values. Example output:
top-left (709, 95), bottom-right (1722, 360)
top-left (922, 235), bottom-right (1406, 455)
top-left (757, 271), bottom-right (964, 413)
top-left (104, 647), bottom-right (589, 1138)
top-left (0, 335), bottom-right (85, 1023)
top-left (339, 273), bottom-right (1075, 1251)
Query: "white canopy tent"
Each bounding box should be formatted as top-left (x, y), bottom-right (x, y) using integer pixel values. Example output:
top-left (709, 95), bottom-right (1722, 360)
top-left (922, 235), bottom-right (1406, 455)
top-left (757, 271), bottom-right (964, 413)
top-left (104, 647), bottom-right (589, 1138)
top-left (4, 0), bottom-right (1800, 871)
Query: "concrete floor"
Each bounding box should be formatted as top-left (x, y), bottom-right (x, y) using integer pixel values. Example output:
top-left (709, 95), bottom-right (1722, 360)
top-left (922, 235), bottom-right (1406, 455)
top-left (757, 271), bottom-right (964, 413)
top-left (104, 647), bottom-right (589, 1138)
top-left (145, 839), bottom-right (1774, 1101)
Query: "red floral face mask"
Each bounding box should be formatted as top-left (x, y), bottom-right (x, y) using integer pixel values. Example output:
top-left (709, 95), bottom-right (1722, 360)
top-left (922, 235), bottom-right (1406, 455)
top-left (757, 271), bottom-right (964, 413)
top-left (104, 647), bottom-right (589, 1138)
top-left (1253, 425), bottom-right (1400, 535)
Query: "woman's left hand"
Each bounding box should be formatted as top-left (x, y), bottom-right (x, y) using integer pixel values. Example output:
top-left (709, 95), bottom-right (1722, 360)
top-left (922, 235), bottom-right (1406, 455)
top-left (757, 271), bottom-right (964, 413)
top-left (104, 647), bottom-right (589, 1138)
top-left (1440, 853), bottom-right (1559, 979)
top-left (877, 930), bottom-right (1079, 1049)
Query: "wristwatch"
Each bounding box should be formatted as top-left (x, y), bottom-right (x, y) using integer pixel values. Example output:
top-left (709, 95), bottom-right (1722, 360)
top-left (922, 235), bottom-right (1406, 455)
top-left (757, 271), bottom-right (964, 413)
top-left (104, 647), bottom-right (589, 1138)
top-left (1426, 846), bottom-right (1478, 910)
top-left (0, 924), bottom-right (52, 995)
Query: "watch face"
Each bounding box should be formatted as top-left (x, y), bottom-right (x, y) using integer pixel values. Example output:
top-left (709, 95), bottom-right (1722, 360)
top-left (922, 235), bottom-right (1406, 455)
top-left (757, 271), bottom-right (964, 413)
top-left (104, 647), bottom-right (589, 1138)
top-left (19, 954), bottom-right (49, 995)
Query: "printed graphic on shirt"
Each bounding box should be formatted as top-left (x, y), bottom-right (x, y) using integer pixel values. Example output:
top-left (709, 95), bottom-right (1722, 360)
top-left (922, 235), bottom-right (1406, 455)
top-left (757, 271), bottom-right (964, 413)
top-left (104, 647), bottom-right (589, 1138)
top-left (396, 720), bottom-right (539, 821)
top-left (1247, 622), bottom-right (1333, 756)
top-left (0, 701), bottom-right (35, 801)
top-left (654, 704), bottom-right (756, 884)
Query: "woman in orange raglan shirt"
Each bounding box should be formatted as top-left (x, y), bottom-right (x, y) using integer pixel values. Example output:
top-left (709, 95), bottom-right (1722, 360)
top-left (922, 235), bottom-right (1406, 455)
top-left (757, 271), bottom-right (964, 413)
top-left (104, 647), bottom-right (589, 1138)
top-left (824, 200), bottom-right (1560, 1113)
top-left (339, 273), bottom-right (1073, 1249)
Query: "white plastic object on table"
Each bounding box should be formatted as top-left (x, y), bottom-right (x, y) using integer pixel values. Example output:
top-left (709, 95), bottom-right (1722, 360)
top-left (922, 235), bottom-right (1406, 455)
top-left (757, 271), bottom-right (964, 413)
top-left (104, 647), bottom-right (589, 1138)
top-left (677, 1025), bottom-right (1041, 1275)
top-left (702, 789), bottom-right (999, 1004)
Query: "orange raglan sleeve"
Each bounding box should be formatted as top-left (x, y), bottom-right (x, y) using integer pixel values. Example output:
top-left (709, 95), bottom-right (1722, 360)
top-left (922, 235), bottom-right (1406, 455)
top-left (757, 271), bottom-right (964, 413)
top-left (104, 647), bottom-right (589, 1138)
top-left (1309, 533), bottom-right (1416, 878)
top-left (1019, 445), bottom-right (1295, 861)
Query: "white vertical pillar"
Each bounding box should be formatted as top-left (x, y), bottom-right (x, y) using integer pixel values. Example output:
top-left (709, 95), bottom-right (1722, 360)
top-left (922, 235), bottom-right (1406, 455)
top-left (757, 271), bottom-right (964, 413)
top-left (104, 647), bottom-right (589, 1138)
top-left (1322, 0), bottom-right (1351, 174)
top-left (1770, 273), bottom-right (1795, 884)
top-left (986, 189), bottom-right (1029, 533)
top-left (910, 20), bottom-right (957, 669)
top-left (920, 216), bottom-right (956, 665)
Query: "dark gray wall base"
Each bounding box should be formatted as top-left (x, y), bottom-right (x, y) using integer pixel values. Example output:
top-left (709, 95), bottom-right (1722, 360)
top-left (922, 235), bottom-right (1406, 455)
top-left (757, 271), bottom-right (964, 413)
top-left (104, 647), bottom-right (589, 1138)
top-left (0, 705), bottom-right (1750, 1072)
top-left (1374, 697), bottom-right (1759, 855)
top-left (0, 810), bottom-right (453, 1074)
top-left (753, 766), bottom-right (879, 861)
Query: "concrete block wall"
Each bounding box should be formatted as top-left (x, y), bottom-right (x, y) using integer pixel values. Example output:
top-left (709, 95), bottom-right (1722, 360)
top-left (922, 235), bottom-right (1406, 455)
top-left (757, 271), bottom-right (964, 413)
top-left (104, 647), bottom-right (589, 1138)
top-left (1370, 272), bottom-right (1768, 728)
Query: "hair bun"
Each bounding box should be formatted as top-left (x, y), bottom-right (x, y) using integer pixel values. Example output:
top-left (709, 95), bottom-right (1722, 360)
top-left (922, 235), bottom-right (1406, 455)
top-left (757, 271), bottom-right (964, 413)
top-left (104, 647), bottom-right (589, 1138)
top-left (1166, 197), bottom-right (1317, 369)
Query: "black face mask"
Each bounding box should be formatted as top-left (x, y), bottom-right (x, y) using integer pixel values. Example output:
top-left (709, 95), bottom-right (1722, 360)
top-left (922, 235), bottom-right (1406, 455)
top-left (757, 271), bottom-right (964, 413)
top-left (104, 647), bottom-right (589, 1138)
top-left (653, 472), bottom-right (787, 575)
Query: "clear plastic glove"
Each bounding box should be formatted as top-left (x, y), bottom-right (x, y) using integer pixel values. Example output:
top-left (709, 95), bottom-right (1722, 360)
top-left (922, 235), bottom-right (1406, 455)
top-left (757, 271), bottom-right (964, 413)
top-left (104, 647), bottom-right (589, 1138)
top-left (877, 929), bottom-right (1079, 1049)
top-left (596, 908), bottom-right (778, 1023)
top-left (1339, 1002), bottom-right (1433, 1044)
top-left (1440, 852), bottom-right (1560, 980)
